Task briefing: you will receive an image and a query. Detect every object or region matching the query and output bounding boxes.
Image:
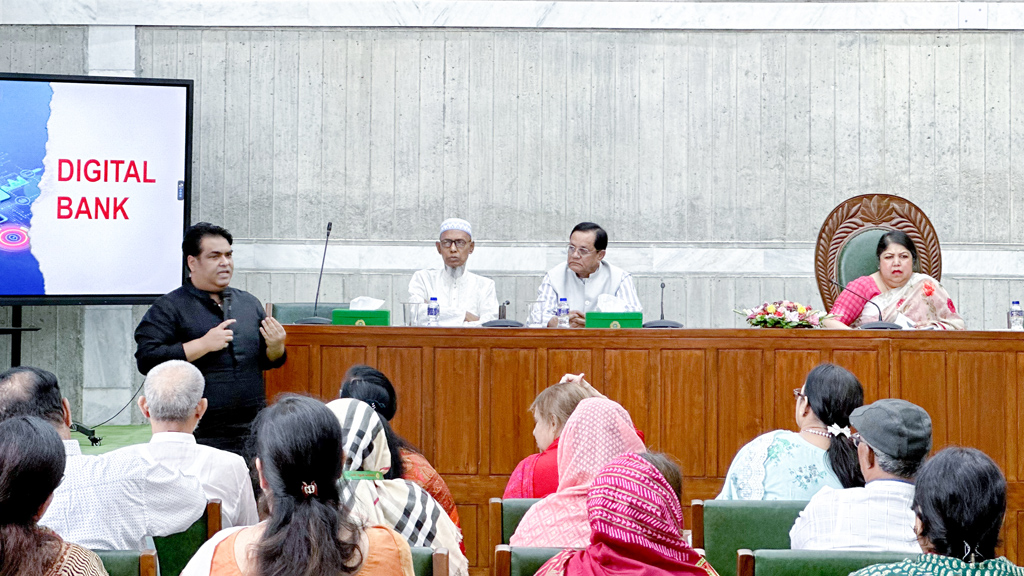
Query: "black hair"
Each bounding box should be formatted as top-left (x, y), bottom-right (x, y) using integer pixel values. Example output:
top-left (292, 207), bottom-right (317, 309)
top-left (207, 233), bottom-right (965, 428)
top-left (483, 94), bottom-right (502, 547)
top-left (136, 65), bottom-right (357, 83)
top-left (640, 452), bottom-right (683, 502)
top-left (914, 447), bottom-right (1006, 562)
top-left (571, 222), bottom-right (608, 252)
top-left (339, 365), bottom-right (417, 480)
top-left (182, 222), bottom-right (233, 259)
top-left (803, 363), bottom-right (865, 489)
top-left (253, 394), bottom-right (361, 576)
top-left (0, 415), bottom-right (67, 575)
top-left (876, 230), bottom-right (919, 270)
top-left (0, 366), bottom-right (64, 427)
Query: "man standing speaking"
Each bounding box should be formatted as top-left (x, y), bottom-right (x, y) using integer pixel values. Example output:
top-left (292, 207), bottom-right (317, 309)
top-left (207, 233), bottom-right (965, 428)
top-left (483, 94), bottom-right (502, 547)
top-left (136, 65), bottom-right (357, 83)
top-left (135, 222), bottom-right (286, 455)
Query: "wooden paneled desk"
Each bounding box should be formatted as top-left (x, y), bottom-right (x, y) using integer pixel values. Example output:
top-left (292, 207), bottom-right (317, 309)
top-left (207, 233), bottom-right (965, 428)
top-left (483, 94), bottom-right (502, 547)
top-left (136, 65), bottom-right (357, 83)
top-left (267, 326), bottom-right (1024, 573)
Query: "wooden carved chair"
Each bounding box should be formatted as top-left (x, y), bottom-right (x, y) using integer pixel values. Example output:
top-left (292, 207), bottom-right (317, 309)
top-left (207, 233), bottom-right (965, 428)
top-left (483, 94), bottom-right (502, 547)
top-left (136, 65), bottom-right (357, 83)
top-left (815, 194), bottom-right (942, 312)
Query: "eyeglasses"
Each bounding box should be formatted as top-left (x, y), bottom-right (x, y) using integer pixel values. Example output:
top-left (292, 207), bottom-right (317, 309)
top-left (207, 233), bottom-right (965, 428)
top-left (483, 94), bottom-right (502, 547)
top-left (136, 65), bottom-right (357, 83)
top-left (852, 432), bottom-right (867, 448)
top-left (440, 239), bottom-right (469, 249)
top-left (792, 388), bottom-right (805, 400)
top-left (567, 244), bottom-right (593, 257)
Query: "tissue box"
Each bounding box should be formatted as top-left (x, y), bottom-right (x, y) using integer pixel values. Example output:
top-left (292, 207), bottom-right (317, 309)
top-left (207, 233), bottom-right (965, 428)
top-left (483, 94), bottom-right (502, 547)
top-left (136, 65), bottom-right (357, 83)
top-left (332, 310), bottom-right (390, 326)
top-left (585, 312), bottom-right (643, 329)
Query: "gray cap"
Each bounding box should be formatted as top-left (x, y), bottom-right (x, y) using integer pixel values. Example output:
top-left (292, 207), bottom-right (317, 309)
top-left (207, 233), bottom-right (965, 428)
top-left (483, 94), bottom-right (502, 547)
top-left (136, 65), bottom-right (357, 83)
top-left (849, 399), bottom-right (932, 460)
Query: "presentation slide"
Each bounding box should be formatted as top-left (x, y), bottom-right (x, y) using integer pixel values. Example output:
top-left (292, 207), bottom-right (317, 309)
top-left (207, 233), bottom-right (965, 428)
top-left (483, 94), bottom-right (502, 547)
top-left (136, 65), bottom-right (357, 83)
top-left (0, 76), bottom-right (189, 301)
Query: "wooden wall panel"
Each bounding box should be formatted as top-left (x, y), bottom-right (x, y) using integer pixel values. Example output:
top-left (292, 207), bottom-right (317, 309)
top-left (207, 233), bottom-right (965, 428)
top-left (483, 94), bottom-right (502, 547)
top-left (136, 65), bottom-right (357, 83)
top-left (488, 348), bottom-right (538, 475)
top-left (831, 349), bottom-right (882, 400)
top-left (771, 350), bottom-right (823, 431)
top-left (433, 348), bottom-right (481, 474)
top-left (956, 352), bottom-right (1011, 470)
top-left (660, 349), bottom-right (707, 478)
top-left (603, 349), bottom-right (651, 435)
top-left (267, 344), bottom-right (312, 398)
top-left (545, 349), bottom-right (593, 388)
top-left (897, 350), bottom-right (949, 447)
top-left (377, 347), bottom-right (425, 450)
top-left (319, 346), bottom-right (367, 399)
top-left (715, 349), bottom-right (765, 476)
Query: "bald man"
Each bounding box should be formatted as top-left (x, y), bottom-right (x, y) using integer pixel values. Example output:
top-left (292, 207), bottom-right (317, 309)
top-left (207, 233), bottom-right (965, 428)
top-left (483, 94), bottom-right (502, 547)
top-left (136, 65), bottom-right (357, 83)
top-left (408, 218), bottom-right (499, 326)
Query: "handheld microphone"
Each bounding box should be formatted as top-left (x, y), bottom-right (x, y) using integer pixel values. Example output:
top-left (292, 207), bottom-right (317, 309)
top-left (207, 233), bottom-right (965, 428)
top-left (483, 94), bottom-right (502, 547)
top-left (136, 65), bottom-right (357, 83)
top-left (643, 280), bottom-right (683, 329)
top-left (221, 291), bottom-right (236, 353)
top-left (296, 222), bottom-right (333, 325)
top-left (827, 279), bottom-right (902, 330)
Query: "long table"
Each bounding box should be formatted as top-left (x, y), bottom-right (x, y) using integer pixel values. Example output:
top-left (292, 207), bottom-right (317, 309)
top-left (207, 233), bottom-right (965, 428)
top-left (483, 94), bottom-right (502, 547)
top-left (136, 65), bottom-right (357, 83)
top-left (266, 326), bottom-right (1024, 573)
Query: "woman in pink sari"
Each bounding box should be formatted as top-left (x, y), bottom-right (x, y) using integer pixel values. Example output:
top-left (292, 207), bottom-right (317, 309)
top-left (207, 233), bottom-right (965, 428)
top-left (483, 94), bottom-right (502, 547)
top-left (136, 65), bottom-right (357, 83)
top-left (536, 452), bottom-right (718, 576)
top-left (824, 231), bottom-right (965, 330)
top-left (509, 397), bottom-right (645, 548)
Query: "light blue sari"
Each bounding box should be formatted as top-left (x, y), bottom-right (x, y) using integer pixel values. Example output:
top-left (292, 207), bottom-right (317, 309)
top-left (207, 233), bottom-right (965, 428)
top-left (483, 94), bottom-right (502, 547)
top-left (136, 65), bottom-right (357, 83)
top-left (717, 430), bottom-right (842, 500)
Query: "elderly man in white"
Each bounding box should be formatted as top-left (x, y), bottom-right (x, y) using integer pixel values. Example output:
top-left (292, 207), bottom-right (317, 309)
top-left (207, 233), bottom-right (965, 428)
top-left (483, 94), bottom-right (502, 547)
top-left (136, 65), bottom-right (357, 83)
top-left (531, 221), bottom-right (642, 328)
top-left (408, 217), bottom-right (499, 326)
top-left (127, 360), bottom-right (259, 528)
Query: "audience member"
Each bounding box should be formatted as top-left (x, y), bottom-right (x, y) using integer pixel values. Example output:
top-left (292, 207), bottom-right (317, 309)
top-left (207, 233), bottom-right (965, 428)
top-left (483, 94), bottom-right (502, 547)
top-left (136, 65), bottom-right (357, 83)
top-left (0, 366), bottom-right (205, 550)
top-left (791, 399), bottom-right (932, 551)
top-left (640, 451), bottom-right (684, 502)
top-left (851, 447), bottom-right (1023, 576)
top-left (338, 364), bottom-right (461, 528)
top-left (119, 360), bottom-right (258, 528)
top-left (718, 363), bottom-right (864, 500)
top-left (182, 394), bottom-right (414, 576)
top-left (326, 398), bottom-right (468, 576)
top-left (503, 379), bottom-right (601, 499)
top-left (0, 415), bottom-right (108, 576)
top-left (535, 453), bottom-right (717, 576)
top-left (510, 397), bottom-right (645, 548)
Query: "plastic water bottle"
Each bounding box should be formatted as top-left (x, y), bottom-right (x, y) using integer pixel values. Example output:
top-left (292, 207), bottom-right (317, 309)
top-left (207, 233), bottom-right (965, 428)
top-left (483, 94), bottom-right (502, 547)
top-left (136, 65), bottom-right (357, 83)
top-left (427, 297), bottom-right (440, 326)
top-left (1009, 301), bottom-right (1024, 331)
top-left (557, 298), bottom-right (570, 328)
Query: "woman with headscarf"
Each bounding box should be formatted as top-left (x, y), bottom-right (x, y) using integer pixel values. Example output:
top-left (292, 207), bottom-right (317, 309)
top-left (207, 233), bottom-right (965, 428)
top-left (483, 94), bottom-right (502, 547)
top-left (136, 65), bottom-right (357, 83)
top-left (509, 397), bottom-right (646, 548)
top-left (181, 395), bottom-right (414, 576)
top-left (0, 415), bottom-right (108, 576)
top-left (536, 452), bottom-right (718, 576)
top-left (326, 398), bottom-right (469, 576)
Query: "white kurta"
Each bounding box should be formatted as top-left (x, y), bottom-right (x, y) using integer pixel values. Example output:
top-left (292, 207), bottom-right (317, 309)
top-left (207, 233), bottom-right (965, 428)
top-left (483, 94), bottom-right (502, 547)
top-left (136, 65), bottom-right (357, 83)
top-left (407, 266), bottom-right (499, 326)
top-left (531, 261), bottom-right (642, 325)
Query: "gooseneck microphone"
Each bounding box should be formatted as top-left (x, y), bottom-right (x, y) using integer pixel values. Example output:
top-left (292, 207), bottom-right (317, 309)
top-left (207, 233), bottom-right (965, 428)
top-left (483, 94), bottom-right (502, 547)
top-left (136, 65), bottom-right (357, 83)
top-left (296, 222), bottom-right (333, 325)
top-left (643, 280), bottom-right (683, 328)
top-left (827, 279), bottom-right (902, 330)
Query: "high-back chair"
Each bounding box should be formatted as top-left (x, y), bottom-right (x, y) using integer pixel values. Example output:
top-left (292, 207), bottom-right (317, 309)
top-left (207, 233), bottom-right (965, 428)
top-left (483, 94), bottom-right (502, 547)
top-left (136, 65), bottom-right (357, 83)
top-left (153, 500), bottom-right (222, 576)
top-left (493, 545), bottom-right (564, 576)
top-left (488, 497), bottom-right (541, 552)
top-left (93, 536), bottom-right (159, 576)
top-left (815, 194), bottom-right (941, 311)
top-left (691, 499), bottom-right (808, 576)
top-left (411, 546), bottom-right (450, 576)
top-left (737, 549), bottom-right (920, 576)
top-left (268, 302), bottom-right (349, 324)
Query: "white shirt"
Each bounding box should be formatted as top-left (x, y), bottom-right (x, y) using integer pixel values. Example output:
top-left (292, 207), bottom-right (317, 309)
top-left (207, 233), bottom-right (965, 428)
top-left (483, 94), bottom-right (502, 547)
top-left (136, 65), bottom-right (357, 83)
top-left (531, 261), bottom-right (642, 325)
top-left (39, 439), bottom-right (207, 550)
top-left (408, 266), bottom-right (499, 326)
top-left (118, 432), bottom-right (259, 529)
top-left (790, 479), bottom-right (922, 552)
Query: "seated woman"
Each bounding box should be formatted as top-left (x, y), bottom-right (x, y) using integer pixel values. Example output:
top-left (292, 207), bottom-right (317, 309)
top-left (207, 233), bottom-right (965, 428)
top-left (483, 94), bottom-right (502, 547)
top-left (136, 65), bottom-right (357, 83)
top-left (339, 365), bottom-right (460, 529)
top-left (182, 394), bottom-right (414, 576)
top-left (510, 397), bottom-right (646, 548)
top-left (535, 452), bottom-right (717, 576)
top-left (718, 363), bottom-right (864, 500)
top-left (503, 378), bottom-right (601, 499)
top-left (852, 447), bottom-right (1020, 576)
top-left (326, 398), bottom-right (469, 576)
top-left (824, 230), bottom-right (965, 330)
top-left (0, 415), bottom-right (107, 576)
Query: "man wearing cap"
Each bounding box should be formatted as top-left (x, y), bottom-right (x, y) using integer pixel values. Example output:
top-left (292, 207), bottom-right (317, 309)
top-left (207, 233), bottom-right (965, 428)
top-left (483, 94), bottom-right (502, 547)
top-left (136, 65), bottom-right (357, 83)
top-left (790, 399), bottom-right (932, 552)
top-left (407, 218), bottom-right (499, 326)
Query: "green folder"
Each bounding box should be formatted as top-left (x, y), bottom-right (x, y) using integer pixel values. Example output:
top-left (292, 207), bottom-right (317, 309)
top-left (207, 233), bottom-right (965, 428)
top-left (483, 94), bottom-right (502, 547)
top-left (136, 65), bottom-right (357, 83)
top-left (331, 309), bottom-right (390, 326)
top-left (584, 311), bottom-right (643, 328)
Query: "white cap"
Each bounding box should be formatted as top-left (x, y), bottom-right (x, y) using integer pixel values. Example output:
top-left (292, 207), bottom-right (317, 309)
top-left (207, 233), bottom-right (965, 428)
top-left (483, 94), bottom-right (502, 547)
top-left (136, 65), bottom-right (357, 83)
top-left (439, 218), bottom-right (472, 238)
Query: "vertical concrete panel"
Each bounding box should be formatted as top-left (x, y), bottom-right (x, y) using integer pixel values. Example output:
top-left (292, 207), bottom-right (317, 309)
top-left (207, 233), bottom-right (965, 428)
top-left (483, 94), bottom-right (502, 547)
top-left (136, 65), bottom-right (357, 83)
top-left (566, 32), bottom-right (595, 229)
top-left (517, 32), bottom-right (543, 235)
top-left (394, 34), bottom-right (423, 237)
top-left (297, 31), bottom-right (325, 239)
top-left (200, 29), bottom-right (227, 227)
top-left (784, 33), bottom-right (811, 241)
top-left (541, 32), bottom-right (568, 239)
top-left (1012, 35), bottom-right (1024, 245)
top-left (223, 30), bottom-right (252, 236)
top-left (612, 33), bottom-right (640, 240)
top-left (959, 33), bottom-right (986, 243)
top-left (933, 33), bottom-right (961, 243)
top-left (419, 32), bottom-right (446, 239)
top-left (808, 33), bottom-right (836, 236)
top-left (711, 34), bottom-right (737, 241)
top-left (883, 34), bottom-right (911, 197)
top-left (834, 33), bottom-right (861, 203)
top-left (443, 33), bottom-right (471, 224)
top-left (322, 31), bottom-right (348, 232)
top-left (369, 31), bottom-right (396, 238)
top-left (663, 33), bottom-right (688, 239)
top-left (344, 31), bottom-right (372, 240)
top-left (467, 32), bottom-right (495, 239)
top-left (590, 33), bottom-right (616, 229)
top-left (985, 34), bottom-right (1011, 244)
top-left (735, 34), bottom-right (761, 242)
top-left (760, 33), bottom-right (786, 241)
top-left (859, 34), bottom-right (885, 195)
top-left (908, 35), bottom-right (937, 213)
top-left (638, 34), bottom-right (665, 241)
top-left (686, 33), bottom-right (713, 241)
top-left (491, 34), bottom-right (519, 241)
top-left (272, 31), bottom-right (300, 239)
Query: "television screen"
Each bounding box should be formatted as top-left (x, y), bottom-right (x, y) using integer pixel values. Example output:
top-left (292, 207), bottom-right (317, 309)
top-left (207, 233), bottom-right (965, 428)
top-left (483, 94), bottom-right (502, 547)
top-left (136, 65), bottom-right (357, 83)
top-left (0, 73), bottom-right (192, 304)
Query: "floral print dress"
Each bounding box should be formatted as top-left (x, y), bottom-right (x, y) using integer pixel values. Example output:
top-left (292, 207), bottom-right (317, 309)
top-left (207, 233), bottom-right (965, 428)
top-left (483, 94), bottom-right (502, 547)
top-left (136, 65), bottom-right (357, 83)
top-left (716, 430), bottom-right (842, 500)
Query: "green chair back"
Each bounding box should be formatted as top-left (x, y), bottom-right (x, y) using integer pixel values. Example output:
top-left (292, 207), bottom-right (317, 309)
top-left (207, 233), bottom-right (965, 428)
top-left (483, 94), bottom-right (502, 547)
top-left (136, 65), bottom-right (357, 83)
top-left (270, 302), bottom-right (348, 324)
top-left (502, 498), bottom-right (541, 544)
top-left (93, 536), bottom-right (159, 576)
top-left (411, 546), bottom-right (434, 576)
top-left (703, 500), bottom-right (808, 576)
top-left (510, 547), bottom-right (563, 576)
top-left (750, 549), bottom-right (919, 576)
top-left (836, 228), bottom-right (890, 287)
top-left (153, 512), bottom-right (209, 576)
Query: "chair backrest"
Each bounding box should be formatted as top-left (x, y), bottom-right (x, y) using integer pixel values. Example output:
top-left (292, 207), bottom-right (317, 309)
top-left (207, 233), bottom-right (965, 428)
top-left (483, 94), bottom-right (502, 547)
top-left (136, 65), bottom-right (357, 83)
top-left (737, 549), bottom-right (920, 576)
top-left (153, 500), bottom-right (221, 576)
top-left (488, 497), bottom-right (542, 549)
top-left (493, 545), bottom-right (564, 576)
top-left (268, 302), bottom-right (349, 324)
top-left (93, 536), bottom-right (159, 576)
top-left (410, 546), bottom-right (449, 576)
top-left (815, 194), bottom-right (941, 311)
top-left (694, 499), bottom-right (809, 576)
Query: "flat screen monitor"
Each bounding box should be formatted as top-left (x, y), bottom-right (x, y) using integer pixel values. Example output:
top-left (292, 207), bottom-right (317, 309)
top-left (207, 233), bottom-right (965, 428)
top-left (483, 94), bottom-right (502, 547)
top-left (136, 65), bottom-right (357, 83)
top-left (0, 72), bottom-right (192, 305)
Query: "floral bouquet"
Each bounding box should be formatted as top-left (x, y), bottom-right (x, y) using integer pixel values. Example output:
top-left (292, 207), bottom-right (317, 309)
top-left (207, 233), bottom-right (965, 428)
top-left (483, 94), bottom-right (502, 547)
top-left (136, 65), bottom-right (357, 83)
top-left (735, 300), bottom-right (831, 328)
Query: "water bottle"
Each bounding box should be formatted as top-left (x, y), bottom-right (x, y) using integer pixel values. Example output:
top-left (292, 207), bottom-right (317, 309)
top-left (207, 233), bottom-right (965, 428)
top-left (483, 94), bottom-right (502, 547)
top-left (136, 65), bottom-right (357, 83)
top-left (557, 298), bottom-right (570, 328)
top-left (427, 297), bottom-right (440, 326)
top-left (1009, 301), bottom-right (1024, 331)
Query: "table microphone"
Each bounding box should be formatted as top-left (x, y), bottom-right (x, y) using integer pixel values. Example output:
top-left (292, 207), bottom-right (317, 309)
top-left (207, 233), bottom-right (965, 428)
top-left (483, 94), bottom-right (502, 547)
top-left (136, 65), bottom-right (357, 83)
top-left (482, 300), bottom-right (524, 327)
top-left (827, 279), bottom-right (902, 330)
top-left (296, 222), bottom-right (333, 325)
top-left (643, 281), bottom-right (683, 328)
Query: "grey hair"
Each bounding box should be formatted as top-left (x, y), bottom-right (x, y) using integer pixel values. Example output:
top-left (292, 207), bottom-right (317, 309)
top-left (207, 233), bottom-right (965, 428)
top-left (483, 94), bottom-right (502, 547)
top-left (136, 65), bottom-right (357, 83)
top-left (872, 446), bottom-right (925, 480)
top-left (143, 360), bottom-right (205, 422)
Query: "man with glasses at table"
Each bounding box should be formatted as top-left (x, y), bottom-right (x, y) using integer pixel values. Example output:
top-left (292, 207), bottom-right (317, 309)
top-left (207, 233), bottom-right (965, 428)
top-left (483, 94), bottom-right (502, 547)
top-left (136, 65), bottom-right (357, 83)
top-left (531, 222), bottom-right (642, 328)
top-left (407, 217), bottom-right (499, 326)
